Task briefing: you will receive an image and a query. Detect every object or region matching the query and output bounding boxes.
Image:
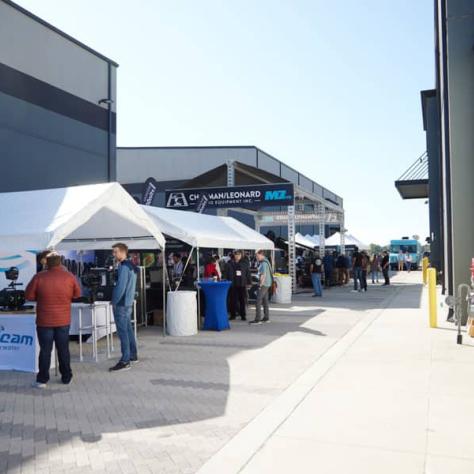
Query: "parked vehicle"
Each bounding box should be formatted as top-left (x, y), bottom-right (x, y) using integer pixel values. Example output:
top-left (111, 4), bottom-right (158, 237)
top-left (389, 238), bottom-right (422, 270)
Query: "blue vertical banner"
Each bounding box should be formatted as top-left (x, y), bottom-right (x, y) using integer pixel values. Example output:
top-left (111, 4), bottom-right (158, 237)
top-left (142, 177), bottom-right (158, 205)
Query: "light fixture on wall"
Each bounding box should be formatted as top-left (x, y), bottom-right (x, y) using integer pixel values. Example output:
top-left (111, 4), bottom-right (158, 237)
top-left (98, 98), bottom-right (114, 105)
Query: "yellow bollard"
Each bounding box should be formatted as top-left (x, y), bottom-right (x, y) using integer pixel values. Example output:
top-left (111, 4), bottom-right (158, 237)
top-left (428, 267), bottom-right (437, 328)
top-left (422, 256), bottom-right (429, 285)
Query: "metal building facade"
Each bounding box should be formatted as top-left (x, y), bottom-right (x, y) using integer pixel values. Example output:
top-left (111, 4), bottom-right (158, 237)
top-left (0, 0), bottom-right (117, 192)
top-left (117, 146), bottom-right (344, 237)
top-left (435, 0), bottom-right (474, 297)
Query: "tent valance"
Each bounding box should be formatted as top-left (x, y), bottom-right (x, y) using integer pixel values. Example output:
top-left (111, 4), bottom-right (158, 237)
top-left (0, 183), bottom-right (166, 252)
top-left (142, 206), bottom-right (274, 250)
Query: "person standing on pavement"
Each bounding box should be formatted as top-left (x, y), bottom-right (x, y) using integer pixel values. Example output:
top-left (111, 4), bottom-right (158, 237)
top-left (25, 252), bottom-right (81, 388)
top-left (397, 250), bottom-right (405, 272)
top-left (351, 248), bottom-right (363, 292)
top-left (345, 254), bottom-right (351, 285)
top-left (336, 253), bottom-right (346, 285)
top-left (226, 250), bottom-right (251, 321)
top-left (360, 251), bottom-right (369, 292)
top-left (405, 253), bottom-right (412, 273)
top-left (381, 251), bottom-right (390, 285)
top-left (310, 253), bottom-right (324, 297)
top-left (250, 250), bottom-right (273, 325)
top-left (109, 243), bottom-right (138, 372)
top-left (370, 254), bottom-right (381, 283)
top-left (322, 251), bottom-right (334, 289)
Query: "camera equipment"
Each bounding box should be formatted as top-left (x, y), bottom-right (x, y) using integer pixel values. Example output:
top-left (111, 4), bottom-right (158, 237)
top-left (0, 266), bottom-right (26, 310)
top-left (80, 267), bottom-right (116, 304)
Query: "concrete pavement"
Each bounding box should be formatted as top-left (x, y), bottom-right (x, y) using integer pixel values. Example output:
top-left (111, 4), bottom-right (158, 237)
top-left (1, 275), bottom-right (386, 473)
top-left (199, 272), bottom-right (474, 474)
top-left (3, 271), bottom-right (472, 473)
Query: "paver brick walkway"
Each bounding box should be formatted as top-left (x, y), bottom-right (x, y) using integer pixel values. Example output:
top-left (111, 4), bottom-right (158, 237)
top-left (1, 277), bottom-right (410, 473)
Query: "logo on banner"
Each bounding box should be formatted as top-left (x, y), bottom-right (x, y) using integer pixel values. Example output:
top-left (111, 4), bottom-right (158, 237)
top-left (264, 190), bottom-right (291, 201)
top-left (166, 192), bottom-right (189, 208)
top-left (165, 183), bottom-right (295, 210)
top-left (0, 326), bottom-right (33, 349)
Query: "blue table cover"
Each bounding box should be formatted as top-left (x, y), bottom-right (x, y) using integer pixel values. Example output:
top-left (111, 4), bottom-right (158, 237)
top-left (198, 280), bottom-right (232, 331)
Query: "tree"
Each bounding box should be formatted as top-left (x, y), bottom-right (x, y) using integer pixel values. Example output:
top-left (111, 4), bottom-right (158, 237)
top-left (369, 243), bottom-right (383, 254)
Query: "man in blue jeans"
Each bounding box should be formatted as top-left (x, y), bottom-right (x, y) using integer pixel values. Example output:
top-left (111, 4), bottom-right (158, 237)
top-left (250, 250), bottom-right (273, 325)
top-left (109, 243), bottom-right (138, 372)
top-left (351, 248), bottom-right (363, 292)
top-left (310, 254), bottom-right (324, 297)
top-left (25, 253), bottom-right (81, 388)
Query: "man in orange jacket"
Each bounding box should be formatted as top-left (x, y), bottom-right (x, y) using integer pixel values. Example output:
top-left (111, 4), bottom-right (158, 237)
top-left (25, 253), bottom-right (81, 388)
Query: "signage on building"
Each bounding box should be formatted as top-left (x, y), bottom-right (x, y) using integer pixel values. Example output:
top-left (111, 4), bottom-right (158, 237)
top-left (260, 212), bottom-right (341, 224)
top-left (165, 183), bottom-right (295, 210)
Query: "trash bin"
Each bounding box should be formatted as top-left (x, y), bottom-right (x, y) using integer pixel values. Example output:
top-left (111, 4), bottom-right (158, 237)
top-left (166, 291), bottom-right (198, 336)
top-left (273, 274), bottom-right (292, 304)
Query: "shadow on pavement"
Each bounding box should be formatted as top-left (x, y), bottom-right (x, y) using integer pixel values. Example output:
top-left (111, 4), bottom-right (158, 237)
top-left (0, 280), bottom-right (418, 472)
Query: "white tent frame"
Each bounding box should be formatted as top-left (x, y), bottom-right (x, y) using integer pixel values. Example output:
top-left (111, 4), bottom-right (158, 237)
top-left (142, 205), bottom-right (275, 330)
top-left (0, 182), bottom-right (168, 336)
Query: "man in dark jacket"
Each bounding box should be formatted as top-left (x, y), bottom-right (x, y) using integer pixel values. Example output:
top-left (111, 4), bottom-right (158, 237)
top-left (226, 250), bottom-right (251, 320)
top-left (381, 251), bottom-right (390, 286)
top-left (351, 248), bottom-right (363, 292)
top-left (109, 243), bottom-right (138, 372)
top-left (26, 252), bottom-right (81, 388)
top-left (322, 251), bottom-right (334, 288)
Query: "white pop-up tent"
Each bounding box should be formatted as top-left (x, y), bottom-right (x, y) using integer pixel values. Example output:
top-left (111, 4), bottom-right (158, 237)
top-left (284, 233), bottom-right (317, 250)
top-left (0, 183), bottom-right (166, 251)
top-left (325, 232), bottom-right (368, 250)
top-left (141, 206), bottom-right (274, 250)
top-left (142, 205), bottom-right (274, 331)
top-left (304, 234), bottom-right (321, 247)
top-left (295, 233), bottom-right (317, 249)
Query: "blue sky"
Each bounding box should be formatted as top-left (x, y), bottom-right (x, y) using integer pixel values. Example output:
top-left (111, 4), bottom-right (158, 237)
top-left (18, 0), bottom-right (434, 245)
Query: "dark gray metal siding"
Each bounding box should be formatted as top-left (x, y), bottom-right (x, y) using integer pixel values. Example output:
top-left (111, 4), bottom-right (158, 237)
top-left (0, 90), bottom-right (114, 192)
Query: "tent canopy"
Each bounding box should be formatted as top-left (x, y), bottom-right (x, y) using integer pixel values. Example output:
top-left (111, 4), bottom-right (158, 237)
top-left (285, 233), bottom-right (317, 250)
top-left (303, 234), bottom-right (320, 247)
top-left (0, 183), bottom-right (166, 252)
top-left (325, 232), bottom-right (368, 250)
top-left (142, 206), bottom-right (274, 250)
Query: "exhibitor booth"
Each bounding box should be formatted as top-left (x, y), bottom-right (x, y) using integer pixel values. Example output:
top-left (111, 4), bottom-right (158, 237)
top-left (141, 205), bottom-right (275, 332)
top-left (0, 182), bottom-right (166, 372)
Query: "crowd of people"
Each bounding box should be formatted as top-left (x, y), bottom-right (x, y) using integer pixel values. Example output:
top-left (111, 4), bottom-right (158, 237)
top-left (200, 250), bottom-right (273, 325)
top-left (25, 242), bottom-right (401, 389)
top-left (299, 247), bottom-right (391, 297)
top-left (26, 243), bottom-right (140, 388)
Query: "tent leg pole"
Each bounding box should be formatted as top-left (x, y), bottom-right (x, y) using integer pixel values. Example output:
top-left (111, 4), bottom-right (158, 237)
top-left (162, 246), bottom-right (166, 337)
top-left (197, 247), bottom-right (201, 331)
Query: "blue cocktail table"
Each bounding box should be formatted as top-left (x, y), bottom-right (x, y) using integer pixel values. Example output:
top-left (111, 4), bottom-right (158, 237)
top-left (197, 280), bottom-right (231, 331)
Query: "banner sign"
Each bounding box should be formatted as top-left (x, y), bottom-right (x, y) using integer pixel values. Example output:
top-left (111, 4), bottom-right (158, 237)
top-left (260, 212), bottom-right (342, 224)
top-left (196, 194), bottom-right (209, 213)
top-left (165, 183), bottom-right (295, 210)
top-left (142, 177), bottom-right (158, 205)
top-left (0, 314), bottom-right (37, 372)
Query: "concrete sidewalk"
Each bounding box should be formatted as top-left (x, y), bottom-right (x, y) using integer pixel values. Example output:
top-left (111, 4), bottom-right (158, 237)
top-left (199, 272), bottom-right (474, 474)
top-left (0, 272), bottom-right (395, 474)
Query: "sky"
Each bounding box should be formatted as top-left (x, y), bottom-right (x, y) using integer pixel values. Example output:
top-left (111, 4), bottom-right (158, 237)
top-left (18, 0), bottom-right (435, 246)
